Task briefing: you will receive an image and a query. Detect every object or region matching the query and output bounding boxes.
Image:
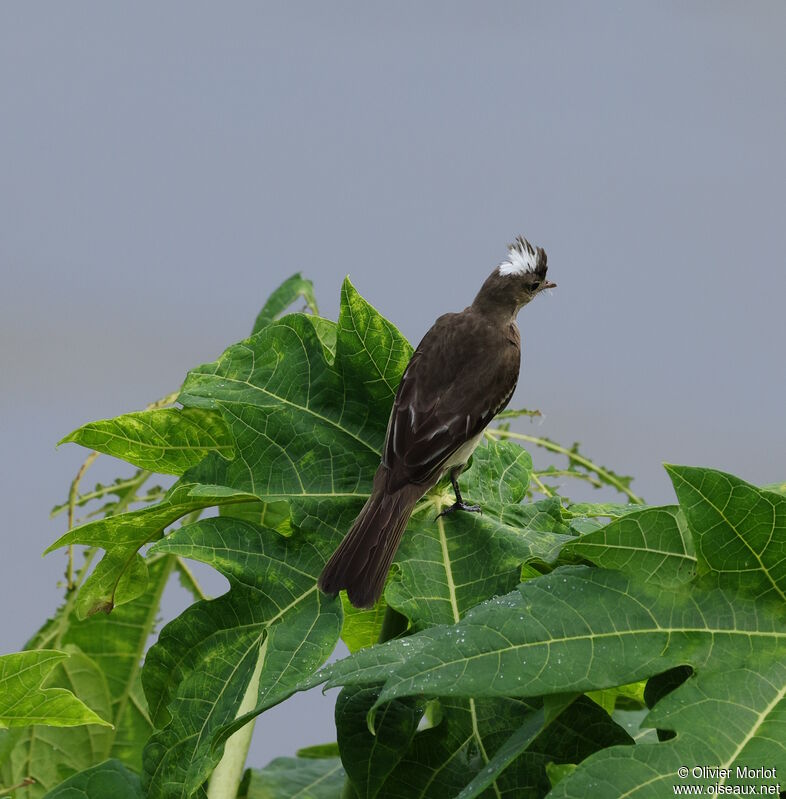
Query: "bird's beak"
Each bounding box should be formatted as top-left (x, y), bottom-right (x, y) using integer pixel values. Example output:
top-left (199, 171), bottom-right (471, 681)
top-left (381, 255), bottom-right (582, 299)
top-left (543, 280), bottom-right (557, 289)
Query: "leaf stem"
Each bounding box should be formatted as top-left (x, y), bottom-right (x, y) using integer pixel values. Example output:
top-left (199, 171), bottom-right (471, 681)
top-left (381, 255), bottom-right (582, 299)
top-left (0, 778), bottom-right (36, 793)
top-left (175, 556), bottom-right (209, 601)
top-left (65, 451), bottom-right (100, 590)
top-left (487, 428), bottom-right (644, 503)
top-left (529, 471), bottom-right (554, 498)
top-left (534, 469), bottom-right (604, 489)
top-left (206, 638), bottom-right (268, 799)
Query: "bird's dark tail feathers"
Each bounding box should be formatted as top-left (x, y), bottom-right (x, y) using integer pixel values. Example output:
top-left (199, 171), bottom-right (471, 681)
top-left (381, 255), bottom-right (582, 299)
top-left (318, 470), bottom-right (421, 609)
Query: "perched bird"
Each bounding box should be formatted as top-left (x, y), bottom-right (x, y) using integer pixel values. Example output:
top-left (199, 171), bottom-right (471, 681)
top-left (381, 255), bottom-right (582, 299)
top-left (318, 236), bottom-right (555, 608)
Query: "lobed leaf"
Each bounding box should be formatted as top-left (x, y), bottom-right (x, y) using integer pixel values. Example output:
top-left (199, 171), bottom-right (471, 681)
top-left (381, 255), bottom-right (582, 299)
top-left (667, 464), bottom-right (786, 600)
top-left (251, 272), bottom-right (319, 335)
top-left (179, 278), bottom-right (411, 506)
top-left (1, 557), bottom-right (173, 797)
top-left (365, 567), bottom-right (785, 710)
top-left (44, 483), bottom-right (224, 617)
top-left (340, 594), bottom-right (388, 653)
top-left (238, 756), bottom-right (345, 798)
top-left (140, 517), bottom-right (343, 798)
top-left (59, 408), bottom-right (234, 476)
top-left (0, 651), bottom-right (110, 730)
top-left (41, 759), bottom-right (143, 799)
top-left (551, 655), bottom-right (786, 797)
top-left (565, 505), bottom-right (696, 586)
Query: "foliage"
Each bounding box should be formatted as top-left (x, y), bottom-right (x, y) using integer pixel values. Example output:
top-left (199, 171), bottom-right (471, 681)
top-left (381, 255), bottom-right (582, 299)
top-left (1, 274), bottom-right (782, 799)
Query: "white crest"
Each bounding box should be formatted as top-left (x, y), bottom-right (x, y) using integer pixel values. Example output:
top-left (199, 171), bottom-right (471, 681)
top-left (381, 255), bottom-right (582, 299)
top-left (498, 236), bottom-right (539, 276)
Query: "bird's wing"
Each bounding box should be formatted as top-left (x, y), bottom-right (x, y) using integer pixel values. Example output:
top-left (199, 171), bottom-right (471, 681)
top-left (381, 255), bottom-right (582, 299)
top-left (382, 311), bottom-right (520, 491)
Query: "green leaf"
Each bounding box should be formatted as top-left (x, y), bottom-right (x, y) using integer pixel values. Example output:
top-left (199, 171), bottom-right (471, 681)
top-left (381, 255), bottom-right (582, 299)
top-left (335, 688), bottom-right (630, 799)
top-left (140, 516), bottom-right (342, 798)
top-left (238, 756), bottom-right (345, 799)
top-left (179, 277), bottom-right (411, 505)
top-left (546, 762), bottom-right (577, 789)
top-left (361, 567), bottom-right (784, 710)
top-left (297, 466), bottom-right (786, 796)
top-left (564, 505), bottom-right (696, 586)
top-left (550, 655), bottom-right (786, 797)
top-left (453, 705), bottom-right (546, 799)
top-left (1, 557), bottom-right (173, 797)
top-left (335, 686), bottom-right (421, 799)
top-left (219, 499), bottom-right (292, 537)
top-left (585, 680), bottom-right (646, 715)
top-left (59, 408), bottom-right (234, 476)
top-left (305, 568), bottom-right (786, 793)
top-left (251, 273), bottom-right (319, 335)
top-left (0, 651), bottom-right (110, 730)
top-left (340, 594), bottom-right (388, 654)
top-left (667, 464), bottom-right (786, 599)
top-left (41, 759), bottom-right (143, 799)
top-left (294, 742), bottom-right (340, 759)
top-left (0, 651), bottom-right (112, 799)
top-left (44, 483), bottom-right (221, 617)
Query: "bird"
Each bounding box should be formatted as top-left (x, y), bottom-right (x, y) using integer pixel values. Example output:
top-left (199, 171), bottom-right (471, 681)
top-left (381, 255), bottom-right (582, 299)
top-left (318, 236), bottom-right (555, 608)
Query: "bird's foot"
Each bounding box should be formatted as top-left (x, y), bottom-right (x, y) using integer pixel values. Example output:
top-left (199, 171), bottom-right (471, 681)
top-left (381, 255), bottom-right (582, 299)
top-left (435, 501), bottom-right (482, 520)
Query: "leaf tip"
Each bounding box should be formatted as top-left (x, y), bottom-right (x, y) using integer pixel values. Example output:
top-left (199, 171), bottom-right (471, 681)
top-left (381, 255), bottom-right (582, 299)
top-left (55, 431), bottom-right (76, 448)
top-left (366, 705), bottom-right (378, 736)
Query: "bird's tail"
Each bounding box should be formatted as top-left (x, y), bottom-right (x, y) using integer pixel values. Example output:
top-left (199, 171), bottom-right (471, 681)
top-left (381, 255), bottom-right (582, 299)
top-left (318, 470), bottom-right (420, 609)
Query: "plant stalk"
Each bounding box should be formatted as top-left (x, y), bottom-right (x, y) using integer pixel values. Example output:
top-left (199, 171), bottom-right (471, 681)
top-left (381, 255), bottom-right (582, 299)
top-left (487, 428), bottom-right (644, 503)
top-left (206, 638), bottom-right (268, 799)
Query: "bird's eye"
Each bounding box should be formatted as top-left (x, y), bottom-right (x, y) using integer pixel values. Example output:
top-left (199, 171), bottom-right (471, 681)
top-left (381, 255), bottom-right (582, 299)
top-left (531, 281), bottom-right (541, 290)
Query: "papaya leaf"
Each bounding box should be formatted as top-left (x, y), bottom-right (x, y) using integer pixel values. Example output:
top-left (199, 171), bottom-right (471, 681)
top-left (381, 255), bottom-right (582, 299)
top-left (219, 499), bottom-right (292, 537)
top-left (304, 566), bottom-right (786, 794)
top-left (361, 566), bottom-right (783, 707)
top-left (294, 742), bottom-right (340, 759)
top-left (340, 594), bottom-right (388, 653)
top-left (0, 652), bottom-right (110, 730)
top-left (335, 685), bottom-right (422, 799)
top-left (179, 278), bottom-right (411, 504)
top-left (666, 464), bottom-right (786, 599)
top-left (0, 557), bottom-right (174, 797)
top-left (44, 483), bottom-right (226, 618)
top-left (59, 408), bottom-right (234, 476)
top-left (45, 278), bottom-right (409, 628)
top-left (0, 651), bottom-right (112, 799)
top-left (336, 688), bottom-right (630, 799)
top-left (327, 438), bottom-right (573, 797)
top-left (564, 505), bottom-right (696, 586)
top-left (297, 466), bottom-right (786, 794)
top-left (251, 272), bottom-right (319, 334)
top-left (550, 655), bottom-right (786, 797)
top-left (237, 756), bottom-right (345, 799)
top-left (140, 517), bottom-right (342, 799)
top-left (41, 759), bottom-right (143, 799)
top-left (453, 705), bottom-right (547, 799)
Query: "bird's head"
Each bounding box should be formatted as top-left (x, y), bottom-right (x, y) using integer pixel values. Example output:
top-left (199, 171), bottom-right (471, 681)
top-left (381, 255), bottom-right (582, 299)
top-left (473, 236), bottom-right (555, 317)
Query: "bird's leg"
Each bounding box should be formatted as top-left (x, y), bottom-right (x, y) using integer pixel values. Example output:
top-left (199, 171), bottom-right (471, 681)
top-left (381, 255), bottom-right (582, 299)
top-left (436, 468), bottom-right (482, 519)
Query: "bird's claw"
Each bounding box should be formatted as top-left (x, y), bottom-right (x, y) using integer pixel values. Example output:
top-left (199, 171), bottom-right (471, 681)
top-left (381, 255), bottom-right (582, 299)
top-left (435, 502), bottom-right (482, 520)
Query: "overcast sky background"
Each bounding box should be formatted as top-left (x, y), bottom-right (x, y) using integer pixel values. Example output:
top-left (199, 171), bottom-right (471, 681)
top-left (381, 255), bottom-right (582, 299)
top-left (2, 1), bottom-right (785, 768)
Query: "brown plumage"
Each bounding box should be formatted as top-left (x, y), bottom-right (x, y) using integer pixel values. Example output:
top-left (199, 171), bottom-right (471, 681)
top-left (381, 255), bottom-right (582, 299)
top-left (318, 236), bottom-right (554, 608)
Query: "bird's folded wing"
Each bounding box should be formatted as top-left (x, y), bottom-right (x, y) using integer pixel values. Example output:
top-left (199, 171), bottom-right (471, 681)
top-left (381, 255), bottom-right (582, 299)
top-left (383, 314), bottom-right (519, 491)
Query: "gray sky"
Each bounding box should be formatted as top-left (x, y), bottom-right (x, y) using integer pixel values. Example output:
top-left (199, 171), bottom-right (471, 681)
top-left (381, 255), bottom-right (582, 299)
top-left (2, 1), bottom-right (785, 767)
